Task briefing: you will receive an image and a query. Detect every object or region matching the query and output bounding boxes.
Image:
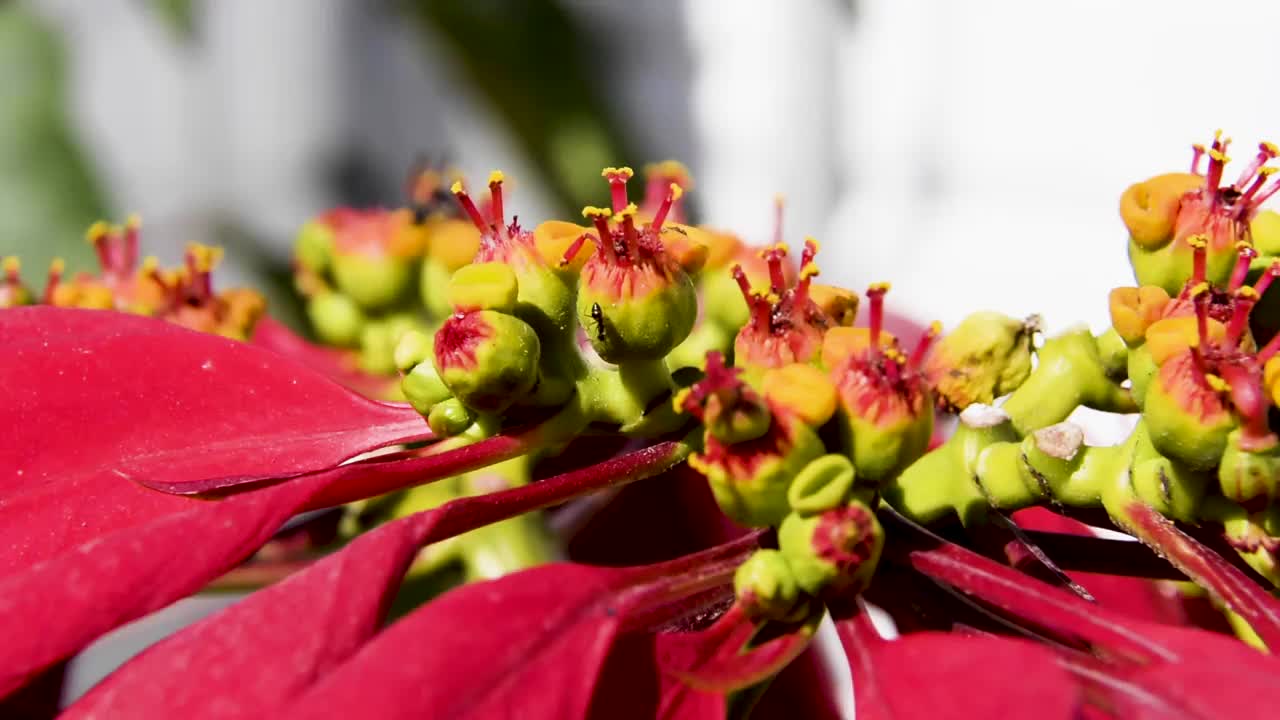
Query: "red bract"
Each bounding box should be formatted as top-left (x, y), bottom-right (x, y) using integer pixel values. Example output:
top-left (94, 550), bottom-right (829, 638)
top-left (3, 306), bottom-right (430, 494)
top-left (275, 535), bottom-right (760, 720)
top-left (61, 440), bottom-right (694, 718)
top-left (250, 314), bottom-right (397, 398)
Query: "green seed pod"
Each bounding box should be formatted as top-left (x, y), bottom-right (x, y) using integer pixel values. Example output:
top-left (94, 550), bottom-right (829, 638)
top-left (733, 549), bottom-right (807, 622)
top-left (1142, 358), bottom-right (1236, 471)
top-left (788, 454), bottom-right (856, 516)
top-left (433, 310), bottom-right (541, 414)
top-left (427, 397), bottom-right (475, 437)
top-left (447, 262), bottom-right (519, 314)
top-left (306, 292), bottom-right (366, 347)
top-left (1219, 429), bottom-right (1280, 508)
top-left (293, 218), bottom-right (334, 273)
top-left (923, 311), bottom-right (1038, 411)
top-left (778, 500), bottom-right (883, 598)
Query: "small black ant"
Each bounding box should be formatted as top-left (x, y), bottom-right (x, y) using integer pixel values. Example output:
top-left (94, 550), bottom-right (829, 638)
top-left (590, 302), bottom-right (607, 342)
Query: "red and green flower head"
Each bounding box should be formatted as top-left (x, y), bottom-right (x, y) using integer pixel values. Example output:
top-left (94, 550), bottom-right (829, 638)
top-left (923, 311), bottom-right (1038, 412)
top-left (732, 238), bottom-right (836, 370)
top-left (824, 284), bottom-right (936, 483)
top-left (681, 352), bottom-right (825, 527)
top-left (0, 257), bottom-right (31, 308)
top-left (563, 168), bottom-right (698, 362)
top-left (432, 307), bottom-right (541, 416)
top-left (297, 206), bottom-right (427, 311)
top-left (778, 498), bottom-right (884, 598)
top-left (41, 219), bottom-right (265, 340)
top-left (1141, 270), bottom-right (1276, 474)
top-left (1123, 133), bottom-right (1280, 294)
top-left (453, 173), bottom-right (577, 340)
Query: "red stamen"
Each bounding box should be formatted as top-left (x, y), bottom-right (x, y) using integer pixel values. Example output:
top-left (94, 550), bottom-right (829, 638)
top-left (1237, 169), bottom-right (1276, 214)
top-left (1193, 285), bottom-right (1211, 350)
top-left (867, 283), bottom-right (890, 354)
top-left (451, 182), bottom-right (490, 233)
top-left (1229, 243), bottom-right (1257, 291)
top-left (603, 167), bottom-right (634, 214)
top-left (1189, 235), bottom-right (1208, 284)
top-left (1223, 364), bottom-right (1273, 450)
top-left (1205, 144), bottom-right (1228, 194)
top-left (87, 221), bottom-right (112, 273)
top-left (908, 321), bottom-right (942, 370)
top-left (733, 264), bottom-right (771, 329)
top-left (1191, 144), bottom-right (1206, 175)
top-left (762, 245), bottom-right (788, 295)
top-left (123, 215), bottom-right (140, 275)
top-left (560, 233), bottom-right (592, 267)
top-left (649, 182), bottom-right (682, 232)
top-left (1254, 260), bottom-right (1280, 299)
top-left (487, 172), bottom-right (506, 235)
top-left (1234, 142), bottom-right (1277, 189)
top-left (3, 258), bottom-right (18, 287)
top-left (1226, 289), bottom-right (1256, 346)
top-left (1253, 177), bottom-right (1280, 208)
top-left (42, 258), bottom-right (64, 304)
top-left (582, 207), bottom-right (616, 263)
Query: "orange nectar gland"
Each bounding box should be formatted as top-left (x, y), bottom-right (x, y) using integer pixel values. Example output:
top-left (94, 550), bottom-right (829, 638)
top-left (732, 238), bottom-right (832, 369)
top-left (451, 173), bottom-right (539, 266)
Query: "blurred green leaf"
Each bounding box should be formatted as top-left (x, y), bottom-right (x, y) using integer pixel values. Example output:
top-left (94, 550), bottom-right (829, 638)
top-left (0, 4), bottom-right (110, 280)
top-left (148, 0), bottom-right (198, 41)
top-left (405, 0), bottom-right (635, 215)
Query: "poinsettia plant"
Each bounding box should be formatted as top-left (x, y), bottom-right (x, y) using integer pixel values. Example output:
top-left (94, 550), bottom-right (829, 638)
top-left (7, 138), bottom-right (1280, 719)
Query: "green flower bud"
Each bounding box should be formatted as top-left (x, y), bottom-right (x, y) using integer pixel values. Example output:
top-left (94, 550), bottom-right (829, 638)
top-left (394, 329), bottom-right (434, 373)
top-left (447, 262), bottom-right (519, 314)
top-left (433, 310), bottom-right (540, 413)
top-left (401, 363), bottom-right (451, 416)
top-left (419, 257), bottom-right (454, 321)
top-left (778, 500), bottom-right (883, 597)
top-left (427, 397), bottom-right (475, 437)
top-left (331, 251), bottom-right (414, 311)
top-left (1219, 429), bottom-right (1280, 508)
top-left (306, 292), bottom-right (366, 347)
top-left (294, 218), bottom-right (334, 273)
top-left (358, 314), bottom-right (423, 375)
top-left (733, 549), bottom-right (808, 623)
top-left (788, 454), bottom-right (856, 516)
top-left (923, 312), bottom-right (1038, 411)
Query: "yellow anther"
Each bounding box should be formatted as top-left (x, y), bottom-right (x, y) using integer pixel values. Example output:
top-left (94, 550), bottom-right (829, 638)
top-left (1205, 374), bottom-right (1230, 393)
top-left (3, 256), bottom-right (19, 274)
top-left (1214, 129), bottom-right (1223, 141)
top-left (450, 180), bottom-right (465, 195)
top-left (804, 236), bottom-right (822, 253)
top-left (1208, 150), bottom-right (1229, 164)
top-left (645, 160), bottom-right (690, 180)
top-left (928, 320), bottom-right (943, 335)
top-left (668, 182), bottom-right (684, 201)
top-left (582, 206), bottom-right (612, 219)
top-left (1237, 286), bottom-right (1260, 301)
top-left (868, 281), bottom-right (892, 294)
top-left (49, 257), bottom-right (65, 275)
top-left (1189, 281), bottom-right (1210, 298)
top-left (1186, 234), bottom-right (1208, 249)
top-left (85, 221), bottom-right (111, 244)
top-left (614, 203), bottom-right (639, 220)
top-left (763, 292), bottom-right (781, 305)
top-left (672, 387), bottom-right (692, 413)
top-left (187, 243), bottom-right (224, 273)
top-left (758, 243), bottom-right (789, 260)
top-left (799, 262), bottom-right (820, 281)
top-left (487, 170), bottom-right (505, 185)
top-left (140, 256), bottom-right (160, 274)
top-left (1264, 141), bottom-right (1279, 155)
top-left (1261, 167), bottom-right (1278, 176)
top-left (125, 213), bottom-right (141, 230)
top-left (1192, 143), bottom-right (1207, 153)
top-left (602, 167), bottom-right (634, 180)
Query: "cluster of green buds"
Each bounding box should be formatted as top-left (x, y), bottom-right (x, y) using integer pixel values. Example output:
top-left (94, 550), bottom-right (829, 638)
top-left (293, 166), bottom-right (479, 376)
top-left (1, 217), bottom-right (265, 340)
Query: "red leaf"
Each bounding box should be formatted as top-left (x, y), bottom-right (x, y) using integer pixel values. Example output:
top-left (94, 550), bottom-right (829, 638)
top-left (59, 441), bottom-right (695, 716)
top-left (0, 477), bottom-right (325, 696)
top-left (277, 536), bottom-right (758, 719)
top-left (836, 612), bottom-right (1083, 720)
top-left (4, 307), bottom-right (429, 495)
top-left (251, 315), bottom-right (397, 399)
